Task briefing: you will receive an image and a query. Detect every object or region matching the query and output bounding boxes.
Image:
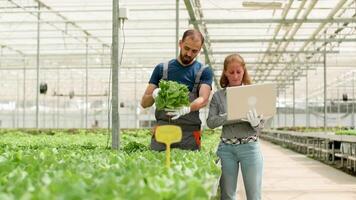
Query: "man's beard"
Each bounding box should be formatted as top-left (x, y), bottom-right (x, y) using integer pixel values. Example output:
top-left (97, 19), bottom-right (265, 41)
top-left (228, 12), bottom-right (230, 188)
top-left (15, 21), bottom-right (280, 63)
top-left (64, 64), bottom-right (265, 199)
top-left (180, 54), bottom-right (194, 65)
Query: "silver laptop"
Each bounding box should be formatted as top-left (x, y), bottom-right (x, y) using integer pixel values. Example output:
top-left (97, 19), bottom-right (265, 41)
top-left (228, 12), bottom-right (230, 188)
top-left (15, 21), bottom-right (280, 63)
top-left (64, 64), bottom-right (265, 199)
top-left (226, 83), bottom-right (277, 120)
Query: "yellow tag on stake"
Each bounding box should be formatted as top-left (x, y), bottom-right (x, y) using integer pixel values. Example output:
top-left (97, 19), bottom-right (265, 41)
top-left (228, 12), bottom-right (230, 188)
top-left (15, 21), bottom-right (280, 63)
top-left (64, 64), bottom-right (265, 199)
top-left (155, 125), bottom-right (182, 168)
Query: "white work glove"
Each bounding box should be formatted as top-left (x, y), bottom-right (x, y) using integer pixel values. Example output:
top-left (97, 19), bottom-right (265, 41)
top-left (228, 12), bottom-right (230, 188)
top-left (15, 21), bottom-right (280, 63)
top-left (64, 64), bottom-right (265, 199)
top-left (219, 113), bottom-right (228, 124)
top-left (166, 106), bottom-right (191, 120)
top-left (246, 108), bottom-right (263, 127)
top-left (152, 88), bottom-right (161, 100)
top-left (219, 113), bottom-right (227, 117)
top-left (219, 113), bottom-right (227, 121)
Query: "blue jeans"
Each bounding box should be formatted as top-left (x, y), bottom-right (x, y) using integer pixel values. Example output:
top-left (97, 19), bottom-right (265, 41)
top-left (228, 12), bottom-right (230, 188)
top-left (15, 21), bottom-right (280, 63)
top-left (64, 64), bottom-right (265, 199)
top-left (217, 141), bottom-right (263, 200)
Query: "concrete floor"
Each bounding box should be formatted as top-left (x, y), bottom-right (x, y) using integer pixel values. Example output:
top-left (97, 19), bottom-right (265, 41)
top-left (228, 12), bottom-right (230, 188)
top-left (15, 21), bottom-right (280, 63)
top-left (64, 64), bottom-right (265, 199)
top-left (236, 140), bottom-right (356, 200)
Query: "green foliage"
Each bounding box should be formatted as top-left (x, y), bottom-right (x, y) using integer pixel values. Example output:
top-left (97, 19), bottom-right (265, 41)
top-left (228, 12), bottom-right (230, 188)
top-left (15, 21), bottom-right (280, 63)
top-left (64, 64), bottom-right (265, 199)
top-left (275, 127), bottom-right (356, 136)
top-left (0, 128), bottom-right (108, 135)
top-left (335, 130), bottom-right (356, 136)
top-left (0, 129), bottom-right (221, 200)
top-left (122, 141), bottom-right (149, 153)
top-left (155, 80), bottom-right (190, 110)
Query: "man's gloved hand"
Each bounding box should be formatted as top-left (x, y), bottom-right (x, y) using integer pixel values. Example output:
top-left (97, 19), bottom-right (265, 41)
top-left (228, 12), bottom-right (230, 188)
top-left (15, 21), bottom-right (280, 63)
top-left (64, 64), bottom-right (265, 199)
top-left (166, 106), bottom-right (191, 120)
top-left (152, 88), bottom-right (161, 100)
top-left (246, 108), bottom-right (263, 127)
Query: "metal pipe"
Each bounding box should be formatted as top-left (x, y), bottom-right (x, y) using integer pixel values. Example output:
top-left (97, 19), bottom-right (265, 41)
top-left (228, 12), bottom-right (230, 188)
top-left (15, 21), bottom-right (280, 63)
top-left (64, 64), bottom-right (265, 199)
top-left (337, 80), bottom-right (340, 126)
top-left (0, 19), bottom-right (188, 24)
top-left (353, 72), bottom-right (355, 128)
top-left (213, 50), bottom-right (339, 54)
top-left (191, 18), bottom-right (354, 24)
top-left (111, 0), bottom-right (120, 150)
top-left (284, 91), bottom-right (287, 127)
top-left (43, 82), bottom-right (46, 128)
top-left (0, 46), bottom-right (3, 67)
top-left (36, 2), bottom-right (41, 129)
top-left (184, 0), bottom-right (219, 88)
top-left (260, 0), bottom-right (315, 81)
top-left (323, 31), bottom-right (327, 132)
top-left (56, 68), bottom-right (60, 128)
top-left (293, 73), bottom-right (295, 127)
top-left (257, 0), bottom-right (292, 66)
top-left (277, 0), bottom-right (348, 86)
top-left (0, 8), bottom-right (190, 13)
top-left (0, 61), bottom-right (325, 67)
top-left (81, 74), bottom-right (84, 128)
top-left (277, 89), bottom-right (280, 128)
top-left (0, 34), bottom-right (191, 40)
top-left (0, 27), bottom-right (186, 33)
top-left (6, 0), bottom-right (109, 54)
top-left (85, 36), bottom-right (89, 129)
top-left (16, 73), bottom-right (19, 128)
top-left (23, 59), bottom-right (26, 128)
top-left (306, 70), bottom-right (309, 127)
top-left (211, 38), bottom-right (356, 43)
top-left (300, 0), bottom-right (348, 51)
top-left (176, 0), bottom-right (179, 57)
top-left (134, 67), bottom-right (137, 128)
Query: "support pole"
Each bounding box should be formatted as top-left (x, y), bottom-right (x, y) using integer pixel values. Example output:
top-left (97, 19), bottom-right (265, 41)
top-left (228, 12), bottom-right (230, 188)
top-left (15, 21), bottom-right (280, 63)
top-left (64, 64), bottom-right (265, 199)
top-left (293, 73), bottom-right (296, 127)
top-left (306, 70), bottom-right (309, 127)
top-left (23, 58), bottom-right (26, 128)
top-left (56, 70), bottom-right (60, 128)
top-left (36, 2), bottom-right (41, 129)
top-left (277, 88), bottom-right (280, 128)
top-left (85, 36), bottom-right (89, 129)
top-left (323, 31), bottom-right (327, 132)
top-left (16, 73), bottom-right (19, 128)
top-left (337, 81), bottom-right (340, 126)
top-left (353, 72), bottom-right (355, 128)
top-left (111, 0), bottom-right (120, 150)
top-left (176, 0), bottom-right (179, 57)
top-left (285, 91), bottom-right (287, 127)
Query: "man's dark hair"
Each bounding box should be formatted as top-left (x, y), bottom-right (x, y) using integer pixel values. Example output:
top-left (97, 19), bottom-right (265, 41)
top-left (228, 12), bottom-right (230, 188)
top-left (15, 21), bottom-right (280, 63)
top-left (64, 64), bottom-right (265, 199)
top-left (182, 29), bottom-right (204, 46)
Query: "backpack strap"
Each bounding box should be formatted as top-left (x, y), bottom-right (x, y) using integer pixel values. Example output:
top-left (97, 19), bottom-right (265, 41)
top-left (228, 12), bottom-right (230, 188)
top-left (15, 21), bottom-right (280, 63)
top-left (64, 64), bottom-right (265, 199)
top-left (191, 65), bottom-right (208, 95)
top-left (162, 61), bottom-right (169, 80)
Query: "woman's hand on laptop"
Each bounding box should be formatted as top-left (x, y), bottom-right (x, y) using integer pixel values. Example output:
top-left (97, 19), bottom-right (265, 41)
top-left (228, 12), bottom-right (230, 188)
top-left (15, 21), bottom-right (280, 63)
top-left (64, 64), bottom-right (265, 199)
top-left (219, 113), bottom-right (227, 117)
top-left (246, 108), bottom-right (263, 127)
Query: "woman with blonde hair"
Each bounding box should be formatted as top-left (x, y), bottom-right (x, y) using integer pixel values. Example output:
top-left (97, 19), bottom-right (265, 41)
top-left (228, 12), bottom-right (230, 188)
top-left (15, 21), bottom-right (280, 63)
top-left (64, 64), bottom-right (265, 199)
top-left (207, 53), bottom-right (264, 200)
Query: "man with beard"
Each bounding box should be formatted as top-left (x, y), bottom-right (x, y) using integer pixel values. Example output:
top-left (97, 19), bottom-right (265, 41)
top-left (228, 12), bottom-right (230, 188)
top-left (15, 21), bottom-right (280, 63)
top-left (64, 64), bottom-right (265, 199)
top-left (141, 29), bottom-right (213, 151)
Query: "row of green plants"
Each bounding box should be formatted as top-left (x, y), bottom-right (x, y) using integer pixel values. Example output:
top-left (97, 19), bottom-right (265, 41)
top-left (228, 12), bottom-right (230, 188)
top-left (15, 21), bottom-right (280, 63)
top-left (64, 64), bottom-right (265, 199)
top-left (0, 129), bottom-right (221, 200)
top-left (335, 130), bottom-right (356, 136)
top-left (276, 127), bottom-right (356, 135)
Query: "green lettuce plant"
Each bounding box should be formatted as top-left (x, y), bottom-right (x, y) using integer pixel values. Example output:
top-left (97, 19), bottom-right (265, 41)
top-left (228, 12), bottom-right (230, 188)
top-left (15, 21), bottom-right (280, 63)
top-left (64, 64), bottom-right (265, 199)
top-left (155, 80), bottom-right (190, 110)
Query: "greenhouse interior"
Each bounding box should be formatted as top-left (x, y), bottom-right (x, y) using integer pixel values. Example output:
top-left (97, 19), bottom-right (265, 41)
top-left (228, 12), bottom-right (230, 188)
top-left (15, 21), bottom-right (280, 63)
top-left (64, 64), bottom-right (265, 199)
top-left (1, 0), bottom-right (356, 199)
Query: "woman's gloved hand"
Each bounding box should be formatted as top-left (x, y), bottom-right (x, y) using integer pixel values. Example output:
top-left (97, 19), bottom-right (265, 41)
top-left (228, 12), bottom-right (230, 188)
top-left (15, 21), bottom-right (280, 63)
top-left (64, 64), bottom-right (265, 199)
top-left (246, 108), bottom-right (263, 127)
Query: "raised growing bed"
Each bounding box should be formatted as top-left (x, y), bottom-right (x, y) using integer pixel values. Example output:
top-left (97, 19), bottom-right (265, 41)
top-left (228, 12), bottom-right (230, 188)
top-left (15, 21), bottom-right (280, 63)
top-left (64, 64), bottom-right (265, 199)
top-left (261, 129), bottom-right (356, 175)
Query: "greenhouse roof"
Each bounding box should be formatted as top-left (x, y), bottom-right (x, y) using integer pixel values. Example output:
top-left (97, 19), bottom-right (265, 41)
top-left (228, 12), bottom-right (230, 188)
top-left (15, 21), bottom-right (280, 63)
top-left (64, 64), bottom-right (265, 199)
top-left (0, 0), bottom-right (355, 101)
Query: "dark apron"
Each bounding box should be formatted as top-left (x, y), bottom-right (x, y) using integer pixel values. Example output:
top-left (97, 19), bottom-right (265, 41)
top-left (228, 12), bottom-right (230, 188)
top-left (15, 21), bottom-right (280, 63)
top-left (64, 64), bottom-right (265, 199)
top-left (151, 61), bottom-right (207, 151)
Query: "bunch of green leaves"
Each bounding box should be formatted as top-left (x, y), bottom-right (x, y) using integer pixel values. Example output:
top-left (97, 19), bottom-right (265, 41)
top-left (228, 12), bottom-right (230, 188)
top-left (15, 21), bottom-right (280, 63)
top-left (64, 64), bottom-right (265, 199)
top-left (155, 80), bottom-right (190, 110)
top-left (122, 141), bottom-right (149, 153)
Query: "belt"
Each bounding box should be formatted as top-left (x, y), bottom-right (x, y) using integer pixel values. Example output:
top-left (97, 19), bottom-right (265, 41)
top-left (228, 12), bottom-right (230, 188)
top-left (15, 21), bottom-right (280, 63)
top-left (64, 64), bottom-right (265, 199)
top-left (221, 135), bottom-right (258, 145)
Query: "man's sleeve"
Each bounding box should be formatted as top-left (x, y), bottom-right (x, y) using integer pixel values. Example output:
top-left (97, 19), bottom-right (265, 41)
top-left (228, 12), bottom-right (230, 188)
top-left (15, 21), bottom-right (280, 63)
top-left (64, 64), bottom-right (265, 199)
top-left (200, 66), bottom-right (213, 87)
top-left (148, 64), bottom-right (163, 86)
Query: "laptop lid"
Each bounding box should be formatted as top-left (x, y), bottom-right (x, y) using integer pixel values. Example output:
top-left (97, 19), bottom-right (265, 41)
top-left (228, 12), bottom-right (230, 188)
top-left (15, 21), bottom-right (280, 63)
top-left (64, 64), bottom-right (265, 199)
top-left (226, 83), bottom-right (277, 120)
